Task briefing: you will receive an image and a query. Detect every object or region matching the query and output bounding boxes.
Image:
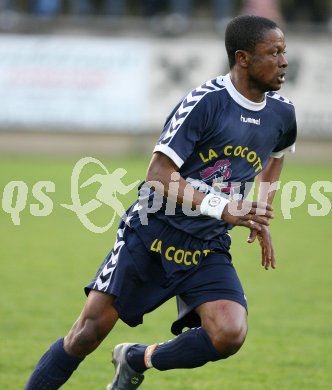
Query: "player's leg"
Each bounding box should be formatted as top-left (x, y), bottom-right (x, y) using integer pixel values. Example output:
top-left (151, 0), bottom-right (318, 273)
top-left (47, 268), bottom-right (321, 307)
top-left (110, 301), bottom-right (238, 384)
top-left (25, 291), bottom-right (118, 390)
top-left (109, 299), bottom-right (246, 390)
top-left (64, 291), bottom-right (119, 356)
top-left (125, 300), bottom-right (246, 373)
top-left (109, 251), bottom-right (247, 389)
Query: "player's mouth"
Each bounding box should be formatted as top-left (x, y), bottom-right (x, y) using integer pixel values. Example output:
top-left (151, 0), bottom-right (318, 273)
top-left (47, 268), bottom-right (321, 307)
top-left (277, 73), bottom-right (286, 83)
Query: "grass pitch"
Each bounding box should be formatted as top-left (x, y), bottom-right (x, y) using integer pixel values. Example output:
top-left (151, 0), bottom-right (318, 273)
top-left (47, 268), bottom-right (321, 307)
top-left (0, 155), bottom-right (331, 390)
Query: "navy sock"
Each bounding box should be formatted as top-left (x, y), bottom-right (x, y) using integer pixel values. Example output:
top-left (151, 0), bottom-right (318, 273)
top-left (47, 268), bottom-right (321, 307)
top-left (151, 327), bottom-right (224, 371)
top-left (126, 344), bottom-right (148, 373)
top-left (25, 338), bottom-right (84, 390)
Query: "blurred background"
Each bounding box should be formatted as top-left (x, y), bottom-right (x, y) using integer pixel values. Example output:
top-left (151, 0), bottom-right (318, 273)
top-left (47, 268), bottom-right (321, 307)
top-left (0, 0), bottom-right (331, 158)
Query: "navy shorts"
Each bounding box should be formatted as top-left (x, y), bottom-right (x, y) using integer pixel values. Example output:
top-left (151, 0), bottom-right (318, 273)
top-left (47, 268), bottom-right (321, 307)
top-left (85, 216), bottom-right (247, 335)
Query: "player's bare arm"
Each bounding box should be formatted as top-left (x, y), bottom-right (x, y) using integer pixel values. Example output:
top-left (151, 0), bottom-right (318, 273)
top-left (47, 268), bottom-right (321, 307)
top-left (256, 156), bottom-right (284, 205)
top-left (249, 156), bottom-right (285, 269)
top-left (146, 151), bottom-right (274, 232)
top-left (146, 151), bottom-right (206, 208)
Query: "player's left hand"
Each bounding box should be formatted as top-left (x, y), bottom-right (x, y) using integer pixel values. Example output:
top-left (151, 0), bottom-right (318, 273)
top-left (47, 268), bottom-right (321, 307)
top-left (247, 224), bottom-right (276, 270)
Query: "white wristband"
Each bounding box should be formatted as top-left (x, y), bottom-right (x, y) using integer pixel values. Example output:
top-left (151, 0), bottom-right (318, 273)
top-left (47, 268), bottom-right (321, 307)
top-left (200, 193), bottom-right (230, 220)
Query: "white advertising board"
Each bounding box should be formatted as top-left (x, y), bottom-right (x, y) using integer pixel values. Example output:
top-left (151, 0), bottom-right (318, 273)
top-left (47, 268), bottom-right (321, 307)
top-left (0, 34), bottom-right (331, 137)
top-left (0, 35), bottom-right (149, 131)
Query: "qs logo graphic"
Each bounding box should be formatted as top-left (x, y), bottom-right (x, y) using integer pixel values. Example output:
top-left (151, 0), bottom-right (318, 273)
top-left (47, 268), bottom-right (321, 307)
top-left (61, 157), bottom-right (140, 233)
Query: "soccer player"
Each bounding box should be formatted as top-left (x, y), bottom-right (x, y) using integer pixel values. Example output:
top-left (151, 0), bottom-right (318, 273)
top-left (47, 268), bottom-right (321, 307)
top-left (25, 15), bottom-right (296, 389)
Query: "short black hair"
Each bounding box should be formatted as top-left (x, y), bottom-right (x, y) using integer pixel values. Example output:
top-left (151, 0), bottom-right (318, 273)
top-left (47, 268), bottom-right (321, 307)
top-left (225, 15), bottom-right (279, 69)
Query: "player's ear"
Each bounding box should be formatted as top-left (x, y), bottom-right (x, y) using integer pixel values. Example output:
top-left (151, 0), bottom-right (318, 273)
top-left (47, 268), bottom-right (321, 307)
top-left (234, 50), bottom-right (250, 68)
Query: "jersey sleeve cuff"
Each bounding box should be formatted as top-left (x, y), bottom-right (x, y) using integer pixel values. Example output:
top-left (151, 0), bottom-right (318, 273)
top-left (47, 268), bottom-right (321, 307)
top-left (270, 143), bottom-right (296, 158)
top-left (153, 144), bottom-right (184, 168)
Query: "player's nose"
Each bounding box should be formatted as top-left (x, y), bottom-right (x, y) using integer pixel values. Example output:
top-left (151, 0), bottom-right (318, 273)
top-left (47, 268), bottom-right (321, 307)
top-left (279, 53), bottom-right (288, 68)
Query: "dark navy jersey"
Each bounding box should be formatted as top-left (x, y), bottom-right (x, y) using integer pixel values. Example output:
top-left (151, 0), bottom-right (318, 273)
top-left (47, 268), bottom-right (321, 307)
top-left (132, 74), bottom-right (297, 240)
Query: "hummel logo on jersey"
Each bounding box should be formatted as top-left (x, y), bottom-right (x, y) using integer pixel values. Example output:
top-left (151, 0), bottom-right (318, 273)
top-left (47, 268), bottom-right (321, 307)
top-left (131, 377), bottom-right (140, 385)
top-left (240, 115), bottom-right (260, 125)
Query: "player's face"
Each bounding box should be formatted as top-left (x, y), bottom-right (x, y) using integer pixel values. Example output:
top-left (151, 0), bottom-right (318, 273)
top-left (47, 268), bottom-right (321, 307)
top-left (247, 28), bottom-right (288, 92)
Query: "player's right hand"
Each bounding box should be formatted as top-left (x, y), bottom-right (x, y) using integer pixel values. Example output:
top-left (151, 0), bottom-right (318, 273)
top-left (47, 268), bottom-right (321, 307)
top-left (221, 200), bottom-right (273, 232)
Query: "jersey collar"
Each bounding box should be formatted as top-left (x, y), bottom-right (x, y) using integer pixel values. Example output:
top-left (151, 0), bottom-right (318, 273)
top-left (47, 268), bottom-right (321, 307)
top-left (222, 73), bottom-right (266, 111)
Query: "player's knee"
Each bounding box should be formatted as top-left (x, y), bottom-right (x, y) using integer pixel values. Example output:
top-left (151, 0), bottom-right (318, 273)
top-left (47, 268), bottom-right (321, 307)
top-left (202, 311), bottom-right (248, 358)
top-left (209, 320), bottom-right (247, 357)
top-left (199, 300), bottom-right (248, 358)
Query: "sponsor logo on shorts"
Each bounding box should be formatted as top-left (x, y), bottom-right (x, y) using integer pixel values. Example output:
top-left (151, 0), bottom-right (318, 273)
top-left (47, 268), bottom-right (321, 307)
top-left (150, 238), bottom-right (212, 266)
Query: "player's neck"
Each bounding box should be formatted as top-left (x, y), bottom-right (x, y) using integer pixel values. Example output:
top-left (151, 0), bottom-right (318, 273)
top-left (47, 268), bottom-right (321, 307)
top-left (229, 72), bottom-right (265, 103)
